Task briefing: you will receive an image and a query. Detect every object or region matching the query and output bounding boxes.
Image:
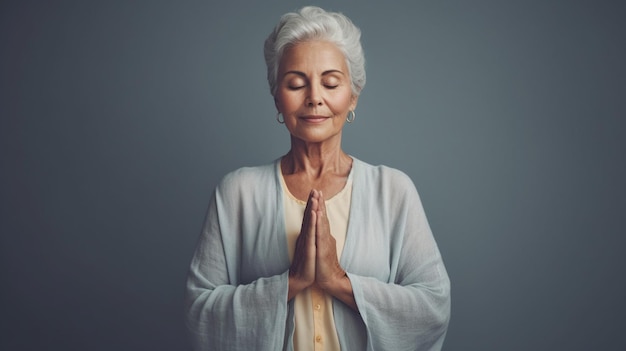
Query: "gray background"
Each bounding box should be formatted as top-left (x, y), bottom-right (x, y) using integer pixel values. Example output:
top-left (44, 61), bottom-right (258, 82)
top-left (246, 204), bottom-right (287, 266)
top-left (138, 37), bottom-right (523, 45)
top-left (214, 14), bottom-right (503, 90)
top-left (1, 0), bottom-right (624, 350)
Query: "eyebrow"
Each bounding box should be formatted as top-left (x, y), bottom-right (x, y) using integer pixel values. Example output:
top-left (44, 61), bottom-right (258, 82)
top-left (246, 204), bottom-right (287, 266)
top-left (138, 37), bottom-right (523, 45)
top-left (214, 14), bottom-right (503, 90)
top-left (283, 69), bottom-right (345, 78)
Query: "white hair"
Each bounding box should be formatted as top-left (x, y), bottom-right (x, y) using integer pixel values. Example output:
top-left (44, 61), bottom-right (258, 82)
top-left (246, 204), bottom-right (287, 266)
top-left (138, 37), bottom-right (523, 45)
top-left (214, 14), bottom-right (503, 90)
top-left (264, 6), bottom-right (366, 97)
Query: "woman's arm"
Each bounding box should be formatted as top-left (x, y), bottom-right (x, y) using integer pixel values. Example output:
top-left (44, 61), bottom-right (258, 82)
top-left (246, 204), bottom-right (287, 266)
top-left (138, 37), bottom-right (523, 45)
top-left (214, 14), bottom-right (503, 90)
top-left (336, 167), bottom-right (451, 351)
top-left (185, 190), bottom-right (291, 351)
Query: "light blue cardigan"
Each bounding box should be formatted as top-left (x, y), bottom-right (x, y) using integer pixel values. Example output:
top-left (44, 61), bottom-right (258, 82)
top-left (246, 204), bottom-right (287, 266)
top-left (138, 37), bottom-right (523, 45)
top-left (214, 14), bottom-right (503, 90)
top-left (185, 158), bottom-right (450, 350)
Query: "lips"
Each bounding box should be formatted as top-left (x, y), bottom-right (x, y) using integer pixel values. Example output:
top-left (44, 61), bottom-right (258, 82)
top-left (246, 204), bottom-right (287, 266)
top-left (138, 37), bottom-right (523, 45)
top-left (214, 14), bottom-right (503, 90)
top-left (300, 115), bottom-right (330, 123)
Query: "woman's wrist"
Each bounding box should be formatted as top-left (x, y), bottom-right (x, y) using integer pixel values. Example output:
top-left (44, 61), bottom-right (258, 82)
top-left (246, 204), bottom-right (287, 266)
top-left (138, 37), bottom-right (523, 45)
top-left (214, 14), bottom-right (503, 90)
top-left (319, 270), bottom-right (358, 310)
top-left (287, 274), bottom-right (311, 301)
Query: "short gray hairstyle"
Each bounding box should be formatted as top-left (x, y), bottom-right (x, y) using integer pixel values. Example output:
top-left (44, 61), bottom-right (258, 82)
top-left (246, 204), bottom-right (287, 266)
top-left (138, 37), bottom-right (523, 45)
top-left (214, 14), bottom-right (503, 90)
top-left (264, 6), bottom-right (366, 97)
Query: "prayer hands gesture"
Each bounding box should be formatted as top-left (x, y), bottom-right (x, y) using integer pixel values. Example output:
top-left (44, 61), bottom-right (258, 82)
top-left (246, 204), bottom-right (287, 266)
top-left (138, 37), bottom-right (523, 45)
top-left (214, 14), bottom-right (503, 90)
top-left (288, 190), bottom-right (348, 300)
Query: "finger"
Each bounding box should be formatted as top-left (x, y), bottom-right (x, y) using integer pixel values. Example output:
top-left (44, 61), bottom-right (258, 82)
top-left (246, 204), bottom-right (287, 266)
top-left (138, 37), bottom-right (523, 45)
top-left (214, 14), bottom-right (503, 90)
top-left (316, 193), bottom-right (330, 239)
top-left (304, 190), bottom-right (316, 216)
top-left (315, 210), bottom-right (330, 238)
top-left (318, 190), bottom-right (327, 214)
top-left (300, 190), bottom-right (317, 233)
top-left (308, 209), bottom-right (317, 245)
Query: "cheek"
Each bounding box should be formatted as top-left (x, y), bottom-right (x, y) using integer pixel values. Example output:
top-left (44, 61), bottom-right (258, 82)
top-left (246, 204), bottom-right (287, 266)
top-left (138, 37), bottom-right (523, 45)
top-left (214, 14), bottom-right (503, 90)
top-left (276, 91), bottom-right (301, 112)
top-left (333, 91), bottom-right (355, 110)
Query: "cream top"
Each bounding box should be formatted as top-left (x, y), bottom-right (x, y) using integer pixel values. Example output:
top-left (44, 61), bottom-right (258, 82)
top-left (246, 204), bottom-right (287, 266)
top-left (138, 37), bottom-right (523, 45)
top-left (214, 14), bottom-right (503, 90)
top-left (280, 165), bottom-right (353, 351)
top-left (186, 158), bottom-right (451, 350)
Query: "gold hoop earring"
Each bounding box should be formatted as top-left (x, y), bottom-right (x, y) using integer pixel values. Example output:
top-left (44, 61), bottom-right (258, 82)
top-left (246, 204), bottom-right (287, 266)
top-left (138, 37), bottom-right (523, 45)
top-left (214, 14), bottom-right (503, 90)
top-left (276, 112), bottom-right (284, 124)
top-left (346, 110), bottom-right (356, 123)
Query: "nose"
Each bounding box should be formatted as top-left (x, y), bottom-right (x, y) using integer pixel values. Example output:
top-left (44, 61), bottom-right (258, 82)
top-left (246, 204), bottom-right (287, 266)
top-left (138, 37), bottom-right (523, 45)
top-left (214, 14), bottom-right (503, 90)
top-left (306, 84), bottom-right (323, 107)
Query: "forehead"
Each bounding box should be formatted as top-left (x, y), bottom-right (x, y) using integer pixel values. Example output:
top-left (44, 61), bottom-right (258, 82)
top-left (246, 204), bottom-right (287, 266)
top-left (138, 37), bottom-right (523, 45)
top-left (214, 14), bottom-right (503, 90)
top-left (279, 41), bottom-right (348, 74)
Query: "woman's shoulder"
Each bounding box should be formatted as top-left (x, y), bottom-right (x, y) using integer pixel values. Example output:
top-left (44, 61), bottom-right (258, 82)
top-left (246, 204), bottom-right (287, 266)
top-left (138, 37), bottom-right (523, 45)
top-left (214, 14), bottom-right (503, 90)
top-left (216, 160), bottom-right (279, 194)
top-left (352, 157), bottom-right (414, 187)
top-left (352, 157), bottom-right (421, 205)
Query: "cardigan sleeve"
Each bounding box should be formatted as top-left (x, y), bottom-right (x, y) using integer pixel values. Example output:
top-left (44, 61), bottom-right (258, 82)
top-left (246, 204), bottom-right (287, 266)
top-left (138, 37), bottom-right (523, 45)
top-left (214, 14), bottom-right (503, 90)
top-left (184, 170), bottom-right (291, 351)
top-left (340, 166), bottom-right (451, 351)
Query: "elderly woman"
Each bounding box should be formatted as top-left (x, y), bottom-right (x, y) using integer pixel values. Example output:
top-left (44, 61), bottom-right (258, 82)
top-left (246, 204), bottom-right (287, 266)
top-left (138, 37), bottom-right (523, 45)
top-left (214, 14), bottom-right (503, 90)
top-left (185, 6), bottom-right (450, 351)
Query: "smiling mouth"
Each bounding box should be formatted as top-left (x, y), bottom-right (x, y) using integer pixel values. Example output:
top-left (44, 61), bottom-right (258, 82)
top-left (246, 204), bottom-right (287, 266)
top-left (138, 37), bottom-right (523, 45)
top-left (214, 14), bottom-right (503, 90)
top-left (300, 115), bottom-right (330, 123)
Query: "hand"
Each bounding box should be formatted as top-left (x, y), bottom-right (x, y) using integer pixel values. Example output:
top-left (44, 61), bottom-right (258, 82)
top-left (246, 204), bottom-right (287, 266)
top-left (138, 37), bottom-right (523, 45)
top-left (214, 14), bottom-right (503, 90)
top-left (314, 191), bottom-right (346, 291)
top-left (288, 190), bottom-right (318, 299)
top-left (288, 190), bottom-right (357, 310)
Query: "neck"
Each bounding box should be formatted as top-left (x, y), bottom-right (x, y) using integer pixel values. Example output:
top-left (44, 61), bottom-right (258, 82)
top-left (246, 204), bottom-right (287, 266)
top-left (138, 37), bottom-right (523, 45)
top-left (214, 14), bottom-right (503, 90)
top-left (282, 136), bottom-right (350, 178)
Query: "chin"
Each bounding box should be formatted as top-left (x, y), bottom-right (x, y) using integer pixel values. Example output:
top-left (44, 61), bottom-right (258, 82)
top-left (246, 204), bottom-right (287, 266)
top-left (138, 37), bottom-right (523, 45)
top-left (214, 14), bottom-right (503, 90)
top-left (294, 131), bottom-right (341, 144)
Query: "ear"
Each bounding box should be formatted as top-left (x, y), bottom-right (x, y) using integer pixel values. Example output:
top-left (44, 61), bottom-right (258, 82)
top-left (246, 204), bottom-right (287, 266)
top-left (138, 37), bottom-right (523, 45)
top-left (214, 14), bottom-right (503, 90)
top-left (349, 94), bottom-right (359, 111)
top-left (274, 96), bottom-right (280, 112)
